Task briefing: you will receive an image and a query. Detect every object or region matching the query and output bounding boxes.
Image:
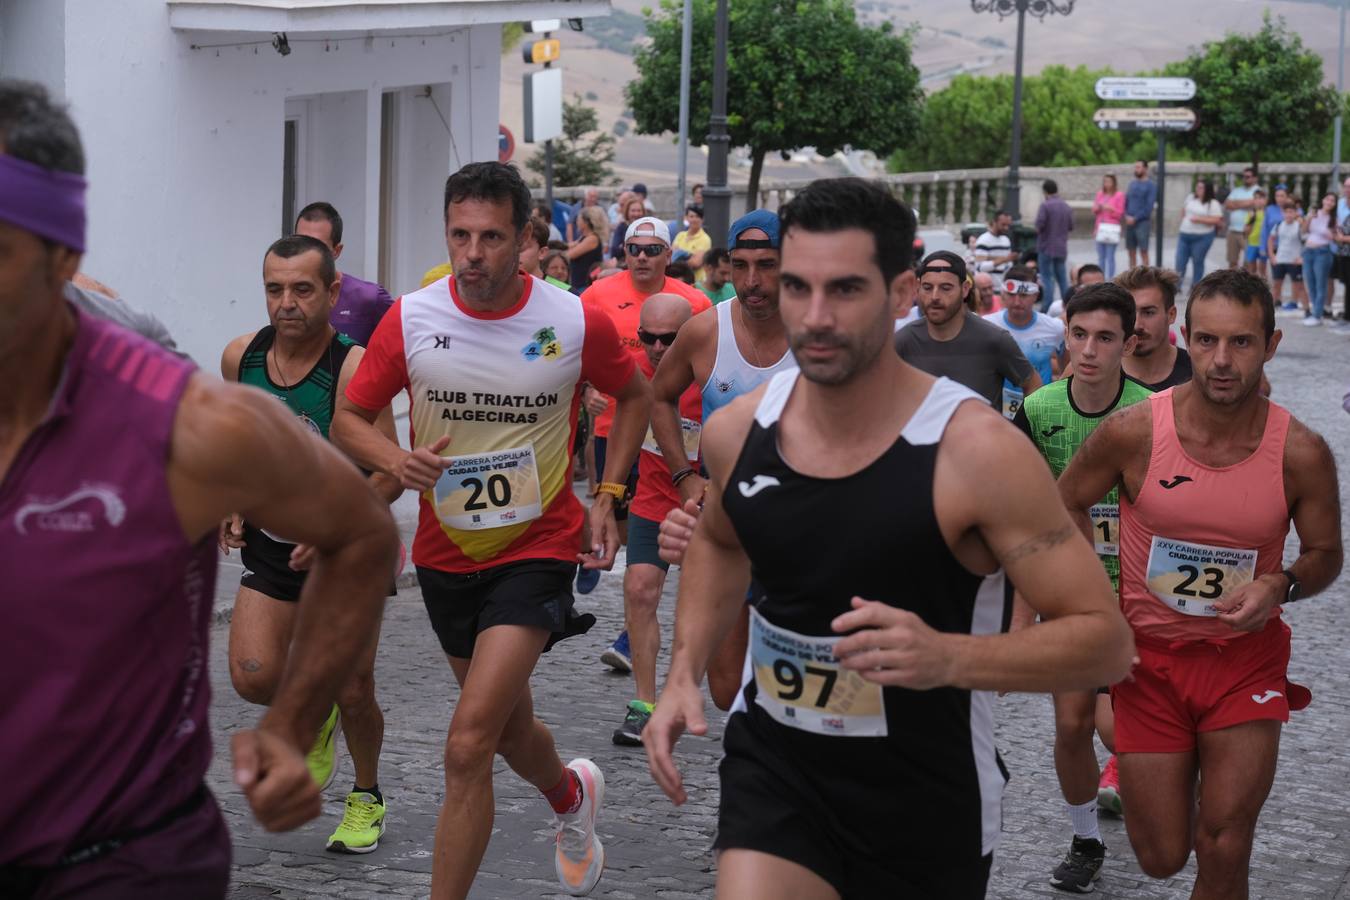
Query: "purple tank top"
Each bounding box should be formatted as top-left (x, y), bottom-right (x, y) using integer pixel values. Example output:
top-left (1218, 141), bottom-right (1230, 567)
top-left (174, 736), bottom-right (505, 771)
top-left (1, 307), bottom-right (216, 866)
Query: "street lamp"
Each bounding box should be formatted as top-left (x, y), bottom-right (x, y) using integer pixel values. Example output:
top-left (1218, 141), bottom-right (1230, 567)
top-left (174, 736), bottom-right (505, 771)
top-left (703, 0), bottom-right (732, 247)
top-left (971, 0), bottom-right (1075, 220)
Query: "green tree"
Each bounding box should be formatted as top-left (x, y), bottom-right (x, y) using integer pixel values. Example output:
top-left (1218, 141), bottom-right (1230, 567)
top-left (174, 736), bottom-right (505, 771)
top-left (526, 95), bottom-right (617, 187)
top-left (627, 0), bottom-right (923, 207)
top-left (1163, 13), bottom-right (1339, 168)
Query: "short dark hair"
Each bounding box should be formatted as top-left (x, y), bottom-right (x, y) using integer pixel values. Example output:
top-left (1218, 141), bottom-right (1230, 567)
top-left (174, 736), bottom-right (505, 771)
top-left (666, 260), bottom-right (696, 284)
top-left (526, 217), bottom-right (550, 249)
top-left (706, 247), bottom-right (731, 269)
top-left (1065, 282), bottom-right (1136, 337)
top-left (443, 161), bottom-right (531, 232)
top-left (1136, 159), bottom-right (1150, 168)
top-left (686, 203), bottom-right (704, 217)
top-left (1185, 268), bottom-right (1275, 341)
top-left (1042, 179), bottom-right (1058, 195)
top-left (296, 201), bottom-right (343, 246)
top-left (0, 79), bottom-right (85, 175)
top-left (1243, 166), bottom-right (1255, 176)
top-left (265, 234), bottom-right (337, 286)
top-left (1115, 265), bottom-right (1181, 310)
top-left (1005, 264), bottom-right (1036, 285)
top-left (778, 177), bottom-right (916, 285)
top-left (993, 209), bottom-right (1011, 220)
top-left (1077, 263), bottom-right (1104, 280)
top-left (546, 239), bottom-right (569, 252)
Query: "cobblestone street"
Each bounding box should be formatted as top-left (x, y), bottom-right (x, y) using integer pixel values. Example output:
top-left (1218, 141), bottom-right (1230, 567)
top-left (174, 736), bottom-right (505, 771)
top-left (207, 311), bottom-right (1350, 899)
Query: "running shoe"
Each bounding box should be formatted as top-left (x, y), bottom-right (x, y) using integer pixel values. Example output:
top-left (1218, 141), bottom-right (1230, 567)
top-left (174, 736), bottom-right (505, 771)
top-left (600, 631), bottom-right (632, 673)
top-left (306, 704), bottom-right (342, 792)
top-left (1277, 302), bottom-right (1301, 314)
top-left (575, 567), bottom-right (601, 595)
top-left (611, 700), bottom-right (652, 746)
top-left (1049, 836), bottom-right (1106, 894)
top-left (554, 758), bottom-right (606, 896)
top-left (326, 791), bottom-right (386, 854)
top-left (1301, 315), bottom-right (1322, 327)
top-left (1097, 755), bottom-right (1123, 816)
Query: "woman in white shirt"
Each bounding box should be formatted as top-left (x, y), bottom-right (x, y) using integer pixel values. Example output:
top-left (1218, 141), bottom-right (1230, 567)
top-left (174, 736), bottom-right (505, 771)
top-left (1301, 192), bottom-right (1337, 322)
top-left (1174, 179), bottom-right (1223, 284)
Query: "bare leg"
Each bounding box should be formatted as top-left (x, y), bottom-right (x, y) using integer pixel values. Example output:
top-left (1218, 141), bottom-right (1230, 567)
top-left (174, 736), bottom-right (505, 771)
top-left (716, 849), bottom-right (840, 900)
top-left (708, 605), bottom-right (749, 711)
top-left (228, 586), bottom-right (297, 706)
top-left (624, 563), bottom-right (668, 704)
top-left (1053, 690), bottom-right (1100, 808)
top-left (1118, 750), bottom-right (1199, 878)
top-left (1094, 692), bottom-right (1116, 754)
top-left (1190, 721), bottom-right (1280, 900)
top-left (337, 626), bottom-right (385, 790)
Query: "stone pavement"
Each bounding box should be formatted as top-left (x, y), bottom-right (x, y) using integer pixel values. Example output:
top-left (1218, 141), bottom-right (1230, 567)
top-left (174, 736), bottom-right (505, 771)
top-left (207, 310), bottom-right (1350, 899)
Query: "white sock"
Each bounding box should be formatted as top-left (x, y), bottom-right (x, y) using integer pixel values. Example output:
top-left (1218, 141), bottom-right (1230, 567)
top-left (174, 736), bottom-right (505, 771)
top-left (1067, 800), bottom-right (1101, 842)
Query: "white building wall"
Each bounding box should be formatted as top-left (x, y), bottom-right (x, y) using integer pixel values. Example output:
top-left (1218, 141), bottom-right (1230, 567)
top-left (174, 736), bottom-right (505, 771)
top-left (2, 0), bottom-right (502, 367)
top-left (0, 0), bottom-right (66, 94)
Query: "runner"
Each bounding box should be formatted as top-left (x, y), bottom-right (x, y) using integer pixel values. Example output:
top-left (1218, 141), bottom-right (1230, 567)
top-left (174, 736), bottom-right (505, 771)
top-left (985, 264), bottom-right (1066, 416)
top-left (219, 234), bottom-right (403, 853)
top-left (648, 208), bottom-right (797, 710)
top-left (331, 161), bottom-right (652, 899)
top-left (1011, 283), bottom-right (1152, 893)
top-left (1059, 268), bottom-right (1342, 900)
top-left (1, 78), bottom-right (398, 898)
top-left (895, 250), bottom-right (1040, 418)
top-left (1115, 266), bottom-right (1192, 391)
top-left (581, 215), bottom-right (709, 667)
top-left (294, 202), bottom-right (394, 346)
top-left (645, 177), bottom-right (1134, 900)
top-left (610, 293), bottom-right (700, 745)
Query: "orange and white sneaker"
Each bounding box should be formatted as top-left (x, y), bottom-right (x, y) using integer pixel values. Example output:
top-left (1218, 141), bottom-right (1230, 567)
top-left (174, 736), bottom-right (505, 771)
top-left (553, 758), bottom-right (606, 896)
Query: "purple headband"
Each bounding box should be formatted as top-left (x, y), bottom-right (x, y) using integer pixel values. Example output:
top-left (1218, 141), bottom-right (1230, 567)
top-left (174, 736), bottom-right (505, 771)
top-left (0, 153), bottom-right (87, 252)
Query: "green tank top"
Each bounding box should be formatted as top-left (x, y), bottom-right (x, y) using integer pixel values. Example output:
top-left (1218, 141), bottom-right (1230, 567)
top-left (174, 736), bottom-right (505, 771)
top-left (238, 326), bottom-right (355, 440)
top-left (1017, 375), bottom-right (1152, 590)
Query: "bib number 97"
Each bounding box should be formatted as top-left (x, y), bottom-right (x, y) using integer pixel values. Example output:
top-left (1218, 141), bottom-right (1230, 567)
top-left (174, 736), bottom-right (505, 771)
top-left (771, 659), bottom-right (838, 707)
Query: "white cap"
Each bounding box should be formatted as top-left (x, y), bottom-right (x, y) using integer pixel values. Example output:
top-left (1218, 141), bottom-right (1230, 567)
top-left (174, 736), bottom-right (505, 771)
top-left (624, 216), bottom-right (671, 246)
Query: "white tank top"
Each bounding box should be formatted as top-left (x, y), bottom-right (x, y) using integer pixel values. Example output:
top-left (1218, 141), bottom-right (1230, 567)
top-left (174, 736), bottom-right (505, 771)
top-left (701, 300), bottom-right (797, 423)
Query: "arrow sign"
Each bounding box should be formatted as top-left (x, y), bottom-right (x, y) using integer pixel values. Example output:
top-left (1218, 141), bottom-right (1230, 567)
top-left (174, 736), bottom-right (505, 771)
top-left (1095, 77), bottom-right (1196, 101)
top-left (1093, 107), bottom-right (1197, 132)
top-left (523, 39), bottom-right (561, 65)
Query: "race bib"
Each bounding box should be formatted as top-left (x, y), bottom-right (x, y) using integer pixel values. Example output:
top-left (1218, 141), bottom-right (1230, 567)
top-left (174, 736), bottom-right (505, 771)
top-left (433, 444), bottom-right (543, 531)
top-left (641, 417), bottom-right (702, 462)
top-left (750, 608), bottom-right (887, 737)
top-left (1090, 503), bottom-right (1119, 556)
top-left (1002, 384), bottom-right (1024, 420)
top-left (1145, 536), bottom-right (1258, 617)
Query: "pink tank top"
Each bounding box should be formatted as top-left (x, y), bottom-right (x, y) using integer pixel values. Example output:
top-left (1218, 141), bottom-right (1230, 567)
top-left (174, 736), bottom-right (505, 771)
top-left (0, 308), bottom-right (215, 866)
top-left (1118, 388), bottom-right (1290, 644)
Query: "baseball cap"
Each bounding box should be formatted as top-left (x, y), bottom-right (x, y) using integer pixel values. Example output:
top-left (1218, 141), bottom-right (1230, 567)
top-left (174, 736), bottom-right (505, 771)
top-left (624, 216), bottom-right (671, 246)
top-left (728, 209), bottom-right (781, 249)
top-left (917, 250), bottom-right (968, 283)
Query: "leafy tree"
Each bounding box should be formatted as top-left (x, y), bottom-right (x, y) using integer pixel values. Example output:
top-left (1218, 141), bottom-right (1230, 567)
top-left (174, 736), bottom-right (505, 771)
top-left (1162, 13), bottom-right (1339, 168)
top-left (501, 22), bottom-right (524, 54)
top-left (526, 95), bottom-right (617, 187)
top-left (628, 0), bottom-right (922, 207)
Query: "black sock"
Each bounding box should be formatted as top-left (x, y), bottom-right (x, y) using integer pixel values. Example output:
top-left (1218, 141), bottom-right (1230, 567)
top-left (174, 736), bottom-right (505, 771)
top-left (354, 784), bottom-right (383, 804)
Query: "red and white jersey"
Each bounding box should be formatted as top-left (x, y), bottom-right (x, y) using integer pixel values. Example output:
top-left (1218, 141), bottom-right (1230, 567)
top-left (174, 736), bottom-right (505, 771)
top-left (346, 273), bottom-right (635, 573)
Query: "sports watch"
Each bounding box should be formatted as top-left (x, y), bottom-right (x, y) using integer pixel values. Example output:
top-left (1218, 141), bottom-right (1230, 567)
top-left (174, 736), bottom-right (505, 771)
top-left (1281, 569), bottom-right (1301, 604)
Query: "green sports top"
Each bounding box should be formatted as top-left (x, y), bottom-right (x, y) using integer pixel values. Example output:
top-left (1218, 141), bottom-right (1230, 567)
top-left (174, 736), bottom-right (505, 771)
top-left (1014, 375), bottom-right (1152, 590)
top-left (238, 326), bottom-right (356, 440)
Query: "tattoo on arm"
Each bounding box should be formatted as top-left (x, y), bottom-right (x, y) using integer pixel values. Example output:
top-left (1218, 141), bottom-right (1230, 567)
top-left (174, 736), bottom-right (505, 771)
top-left (1001, 524), bottom-right (1075, 564)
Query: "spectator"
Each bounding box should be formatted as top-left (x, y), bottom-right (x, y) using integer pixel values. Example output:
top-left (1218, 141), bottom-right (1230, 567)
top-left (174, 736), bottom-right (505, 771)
top-left (1092, 174), bottom-right (1126, 278)
top-left (1268, 201), bottom-right (1308, 316)
top-left (1175, 179), bottom-right (1223, 285)
top-left (566, 206), bottom-right (609, 292)
top-left (609, 194), bottom-right (647, 262)
top-left (698, 247), bottom-right (736, 305)
top-left (1034, 179), bottom-right (1073, 312)
top-left (569, 187), bottom-right (600, 240)
top-left (543, 251), bottom-right (571, 287)
top-left (1243, 189), bottom-right (1268, 278)
top-left (672, 204), bottom-right (712, 281)
top-left (534, 202), bottom-right (563, 243)
top-left (632, 183), bottom-right (655, 213)
top-left (1301, 192), bottom-right (1337, 325)
top-left (1335, 177), bottom-right (1350, 323)
top-left (974, 210), bottom-right (1018, 276)
top-left (1124, 159), bottom-right (1157, 268)
top-left (1259, 184), bottom-right (1295, 283)
top-left (691, 183), bottom-right (704, 205)
top-left (1223, 166), bottom-right (1261, 269)
top-left (607, 189), bottom-right (635, 226)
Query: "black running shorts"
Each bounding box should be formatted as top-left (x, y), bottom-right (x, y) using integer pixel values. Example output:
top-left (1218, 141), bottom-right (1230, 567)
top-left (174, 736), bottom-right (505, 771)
top-left (417, 559), bottom-right (595, 658)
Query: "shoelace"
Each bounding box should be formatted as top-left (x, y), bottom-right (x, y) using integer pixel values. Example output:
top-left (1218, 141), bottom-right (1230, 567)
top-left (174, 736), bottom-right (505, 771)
top-left (341, 799), bottom-right (381, 831)
top-left (553, 813), bottom-right (592, 854)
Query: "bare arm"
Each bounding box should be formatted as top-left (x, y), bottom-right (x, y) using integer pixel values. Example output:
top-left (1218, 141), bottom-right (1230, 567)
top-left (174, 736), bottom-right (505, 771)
top-left (1058, 403), bottom-right (1149, 543)
top-left (581, 366), bottom-right (654, 568)
top-left (337, 346), bottom-right (403, 505)
top-left (650, 318), bottom-right (706, 500)
top-left (1020, 369), bottom-right (1044, 396)
top-left (565, 233), bottom-right (600, 261)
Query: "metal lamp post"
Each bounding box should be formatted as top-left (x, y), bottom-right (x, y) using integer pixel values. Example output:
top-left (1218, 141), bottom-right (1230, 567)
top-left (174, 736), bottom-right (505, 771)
top-left (703, 0), bottom-right (732, 246)
top-left (970, 0), bottom-right (1075, 221)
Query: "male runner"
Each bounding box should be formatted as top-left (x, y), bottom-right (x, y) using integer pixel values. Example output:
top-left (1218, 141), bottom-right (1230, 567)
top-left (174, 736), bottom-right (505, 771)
top-left (331, 161), bottom-right (652, 898)
top-left (1012, 283), bottom-right (1152, 893)
top-left (985, 264), bottom-right (1067, 413)
top-left (294, 201), bottom-right (394, 346)
top-left (1115, 266), bottom-right (1192, 391)
top-left (648, 208), bottom-right (797, 711)
top-left (611, 294), bottom-right (700, 745)
top-left (646, 178), bottom-right (1133, 900)
top-left (895, 250), bottom-right (1040, 417)
top-left (220, 234), bottom-right (402, 853)
top-left (1059, 268), bottom-right (1341, 900)
top-left (1, 79), bottom-right (397, 898)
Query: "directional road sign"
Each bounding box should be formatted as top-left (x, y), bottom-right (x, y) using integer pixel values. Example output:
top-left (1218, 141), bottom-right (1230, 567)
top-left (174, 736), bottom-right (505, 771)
top-left (1095, 77), bottom-right (1197, 101)
top-left (1093, 107), bottom-right (1197, 132)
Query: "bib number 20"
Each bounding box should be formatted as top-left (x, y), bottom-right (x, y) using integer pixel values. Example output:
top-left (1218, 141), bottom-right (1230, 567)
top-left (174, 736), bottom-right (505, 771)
top-left (462, 474), bottom-right (512, 511)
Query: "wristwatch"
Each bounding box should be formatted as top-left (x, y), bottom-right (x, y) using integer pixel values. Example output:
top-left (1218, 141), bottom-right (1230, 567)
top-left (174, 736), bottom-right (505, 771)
top-left (1281, 568), bottom-right (1302, 604)
top-left (593, 482), bottom-right (629, 503)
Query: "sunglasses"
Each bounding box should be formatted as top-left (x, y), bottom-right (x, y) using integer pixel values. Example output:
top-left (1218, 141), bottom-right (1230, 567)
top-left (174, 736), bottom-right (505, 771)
top-left (637, 328), bottom-right (680, 346)
top-left (625, 243), bottom-right (666, 258)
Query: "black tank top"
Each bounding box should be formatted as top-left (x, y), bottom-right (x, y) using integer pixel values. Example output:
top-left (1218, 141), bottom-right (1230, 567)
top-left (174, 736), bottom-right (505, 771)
top-left (721, 371), bottom-right (1010, 859)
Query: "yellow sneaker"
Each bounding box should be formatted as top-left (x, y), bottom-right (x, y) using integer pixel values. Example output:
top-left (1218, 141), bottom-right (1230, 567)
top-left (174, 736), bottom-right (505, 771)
top-left (305, 704), bottom-right (341, 792)
top-left (326, 791), bottom-right (386, 854)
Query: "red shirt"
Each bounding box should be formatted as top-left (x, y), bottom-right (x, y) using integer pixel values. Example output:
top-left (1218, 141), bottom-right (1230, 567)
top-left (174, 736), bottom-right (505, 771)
top-left (580, 273), bottom-right (710, 437)
top-left (629, 353), bottom-right (703, 523)
top-left (346, 274), bottom-right (635, 573)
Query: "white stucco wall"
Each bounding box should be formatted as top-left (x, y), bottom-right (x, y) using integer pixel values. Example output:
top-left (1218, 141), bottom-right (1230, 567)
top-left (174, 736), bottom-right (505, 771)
top-left (0, 0), bottom-right (66, 94)
top-left (1, 0), bottom-right (503, 366)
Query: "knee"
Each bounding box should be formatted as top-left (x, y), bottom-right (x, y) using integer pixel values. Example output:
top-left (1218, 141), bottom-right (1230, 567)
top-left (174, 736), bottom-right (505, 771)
top-left (1194, 818), bottom-right (1255, 866)
top-left (1054, 707), bottom-right (1095, 745)
top-left (624, 577), bottom-right (663, 618)
top-left (444, 725), bottom-right (501, 782)
top-left (1133, 842), bottom-right (1191, 879)
top-left (337, 669), bottom-right (378, 713)
top-left (230, 658), bottom-right (280, 706)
